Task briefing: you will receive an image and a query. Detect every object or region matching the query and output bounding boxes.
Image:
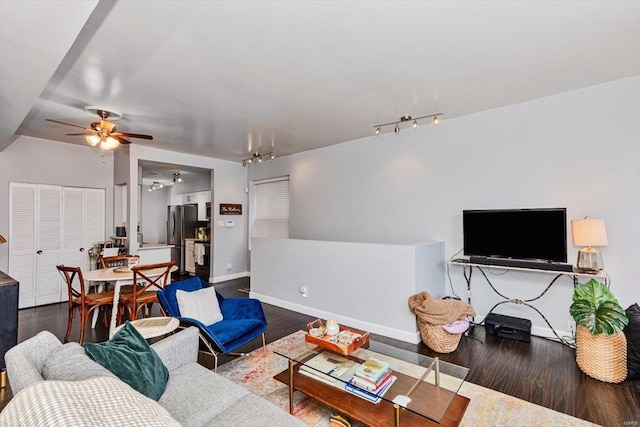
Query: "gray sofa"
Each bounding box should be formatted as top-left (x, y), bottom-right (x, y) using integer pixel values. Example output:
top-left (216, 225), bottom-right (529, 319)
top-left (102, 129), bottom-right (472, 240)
top-left (3, 327), bottom-right (305, 427)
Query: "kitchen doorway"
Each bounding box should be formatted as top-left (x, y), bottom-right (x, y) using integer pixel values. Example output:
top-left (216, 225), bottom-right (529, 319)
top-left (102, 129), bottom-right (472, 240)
top-left (138, 160), bottom-right (212, 281)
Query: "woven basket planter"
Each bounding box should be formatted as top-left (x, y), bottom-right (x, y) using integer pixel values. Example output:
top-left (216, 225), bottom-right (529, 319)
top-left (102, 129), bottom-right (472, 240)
top-left (576, 324), bottom-right (627, 383)
top-left (417, 318), bottom-right (463, 353)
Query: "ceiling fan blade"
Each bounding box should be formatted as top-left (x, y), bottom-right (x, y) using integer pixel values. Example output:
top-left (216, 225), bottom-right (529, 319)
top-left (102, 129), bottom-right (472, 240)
top-left (112, 136), bottom-right (132, 145)
top-left (117, 132), bottom-right (153, 140)
top-left (65, 132), bottom-right (96, 136)
top-left (46, 118), bottom-right (91, 130)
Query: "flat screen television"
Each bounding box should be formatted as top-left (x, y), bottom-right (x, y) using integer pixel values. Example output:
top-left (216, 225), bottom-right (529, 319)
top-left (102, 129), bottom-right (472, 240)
top-left (463, 208), bottom-right (568, 264)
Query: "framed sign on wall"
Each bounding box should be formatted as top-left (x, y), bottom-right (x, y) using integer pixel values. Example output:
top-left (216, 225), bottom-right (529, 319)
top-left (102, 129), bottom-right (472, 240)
top-left (220, 204), bottom-right (242, 215)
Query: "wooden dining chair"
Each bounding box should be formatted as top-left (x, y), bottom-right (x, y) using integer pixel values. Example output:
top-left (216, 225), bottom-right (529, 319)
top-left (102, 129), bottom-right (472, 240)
top-left (99, 254), bottom-right (141, 293)
top-left (56, 265), bottom-right (115, 344)
top-left (99, 254), bottom-right (140, 269)
top-left (119, 261), bottom-right (175, 322)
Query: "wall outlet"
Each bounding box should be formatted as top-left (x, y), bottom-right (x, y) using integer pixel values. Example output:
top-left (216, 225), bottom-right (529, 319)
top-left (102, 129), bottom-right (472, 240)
top-left (227, 262), bottom-right (232, 271)
top-left (567, 319), bottom-right (576, 333)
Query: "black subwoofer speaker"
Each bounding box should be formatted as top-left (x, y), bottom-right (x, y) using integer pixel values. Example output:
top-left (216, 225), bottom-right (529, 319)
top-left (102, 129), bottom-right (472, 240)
top-left (485, 313), bottom-right (531, 342)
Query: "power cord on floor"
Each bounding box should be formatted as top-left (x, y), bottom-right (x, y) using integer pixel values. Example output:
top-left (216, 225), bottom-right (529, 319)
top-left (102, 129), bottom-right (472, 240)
top-left (446, 248), bottom-right (464, 299)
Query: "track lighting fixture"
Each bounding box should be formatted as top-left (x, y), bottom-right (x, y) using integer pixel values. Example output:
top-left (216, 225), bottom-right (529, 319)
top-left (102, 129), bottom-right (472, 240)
top-left (172, 172), bottom-right (182, 183)
top-left (148, 181), bottom-right (164, 191)
top-left (241, 152), bottom-right (275, 167)
top-left (374, 112), bottom-right (443, 135)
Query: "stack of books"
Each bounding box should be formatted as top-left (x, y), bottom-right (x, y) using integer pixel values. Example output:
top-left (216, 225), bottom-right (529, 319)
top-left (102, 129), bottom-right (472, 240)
top-left (346, 357), bottom-right (396, 403)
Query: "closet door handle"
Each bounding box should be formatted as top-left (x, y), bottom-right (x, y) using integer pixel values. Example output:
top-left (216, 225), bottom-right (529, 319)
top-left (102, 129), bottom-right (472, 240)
top-left (79, 247), bottom-right (85, 252)
top-left (36, 250), bottom-right (43, 254)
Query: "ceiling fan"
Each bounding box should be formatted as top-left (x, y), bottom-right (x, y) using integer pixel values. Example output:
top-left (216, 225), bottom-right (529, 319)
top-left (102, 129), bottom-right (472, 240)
top-left (46, 107), bottom-right (153, 150)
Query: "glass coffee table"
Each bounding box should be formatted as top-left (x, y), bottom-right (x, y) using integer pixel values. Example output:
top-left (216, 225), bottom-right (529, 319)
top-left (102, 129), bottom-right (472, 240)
top-left (274, 335), bottom-right (470, 427)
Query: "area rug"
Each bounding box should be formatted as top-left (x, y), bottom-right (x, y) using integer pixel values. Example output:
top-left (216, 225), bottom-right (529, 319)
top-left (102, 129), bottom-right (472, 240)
top-left (217, 331), bottom-right (598, 427)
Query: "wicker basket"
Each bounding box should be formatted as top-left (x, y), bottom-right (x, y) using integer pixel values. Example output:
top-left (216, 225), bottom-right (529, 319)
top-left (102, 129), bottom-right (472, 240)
top-left (417, 318), bottom-right (463, 353)
top-left (576, 324), bottom-right (627, 383)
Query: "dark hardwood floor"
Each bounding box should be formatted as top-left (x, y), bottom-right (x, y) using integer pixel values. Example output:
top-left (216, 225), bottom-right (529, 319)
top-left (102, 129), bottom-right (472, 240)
top-left (2, 277), bottom-right (638, 426)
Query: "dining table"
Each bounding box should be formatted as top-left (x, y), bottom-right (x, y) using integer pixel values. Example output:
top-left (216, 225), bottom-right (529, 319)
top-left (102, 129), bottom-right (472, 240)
top-left (83, 265), bottom-right (178, 338)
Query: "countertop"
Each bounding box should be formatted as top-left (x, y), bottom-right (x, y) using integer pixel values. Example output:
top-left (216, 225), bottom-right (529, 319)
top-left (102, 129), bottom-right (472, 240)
top-left (185, 238), bottom-right (210, 244)
top-left (138, 243), bottom-right (174, 250)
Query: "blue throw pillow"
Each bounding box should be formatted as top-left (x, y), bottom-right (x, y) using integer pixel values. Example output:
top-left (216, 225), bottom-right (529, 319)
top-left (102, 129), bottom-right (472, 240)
top-left (84, 321), bottom-right (169, 400)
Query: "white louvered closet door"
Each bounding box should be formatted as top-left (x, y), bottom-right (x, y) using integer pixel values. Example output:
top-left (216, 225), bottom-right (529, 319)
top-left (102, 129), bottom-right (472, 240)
top-left (61, 187), bottom-right (85, 294)
top-left (35, 185), bottom-right (63, 306)
top-left (9, 183), bottom-right (37, 308)
top-left (84, 188), bottom-right (105, 271)
top-left (11, 184), bottom-right (104, 307)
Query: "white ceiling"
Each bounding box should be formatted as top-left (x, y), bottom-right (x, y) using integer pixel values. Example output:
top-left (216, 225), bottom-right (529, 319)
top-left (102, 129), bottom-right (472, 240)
top-left (1, 1), bottom-right (639, 164)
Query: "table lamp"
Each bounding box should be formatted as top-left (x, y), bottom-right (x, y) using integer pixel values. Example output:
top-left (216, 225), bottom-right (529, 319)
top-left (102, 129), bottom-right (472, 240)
top-left (571, 218), bottom-right (608, 273)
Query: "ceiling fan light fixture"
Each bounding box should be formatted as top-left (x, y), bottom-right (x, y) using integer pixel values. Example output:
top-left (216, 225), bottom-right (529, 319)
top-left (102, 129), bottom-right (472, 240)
top-left (48, 106), bottom-right (152, 150)
top-left (86, 135), bottom-right (101, 146)
top-left (100, 120), bottom-right (116, 132)
top-left (100, 136), bottom-right (120, 150)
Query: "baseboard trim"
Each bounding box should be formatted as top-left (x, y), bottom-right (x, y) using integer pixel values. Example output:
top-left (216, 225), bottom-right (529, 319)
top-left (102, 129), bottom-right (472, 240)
top-left (212, 271), bottom-right (250, 284)
top-left (250, 292), bottom-right (421, 344)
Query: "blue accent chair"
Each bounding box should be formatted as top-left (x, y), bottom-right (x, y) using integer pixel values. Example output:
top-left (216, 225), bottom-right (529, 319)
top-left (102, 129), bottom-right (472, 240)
top-left (157, 277), bottom-right (267, 370)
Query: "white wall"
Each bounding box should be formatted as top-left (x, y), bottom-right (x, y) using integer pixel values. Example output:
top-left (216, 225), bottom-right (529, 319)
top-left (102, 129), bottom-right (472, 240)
top-left (251, 238), bottom-right (444, 343)
top-left (126, 145), bottom-right (248, 282)
top-left (0, 136), bottom-right (115, 271)
top-left (249, 76), bottom-right (640, 337)
top-left (171, 171), bottom-right (211, 194)
top-left (141, 186), bottom-right (170, 244)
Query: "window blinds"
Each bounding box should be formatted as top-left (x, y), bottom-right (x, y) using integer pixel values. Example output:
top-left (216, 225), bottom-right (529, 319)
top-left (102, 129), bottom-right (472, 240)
top-left (254, 177), bottom-right (289, 238)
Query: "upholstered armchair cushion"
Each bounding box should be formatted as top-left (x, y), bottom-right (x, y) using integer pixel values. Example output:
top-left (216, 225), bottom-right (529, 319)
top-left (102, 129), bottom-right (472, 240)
top-left (157, 277), bottom-right (267, 354)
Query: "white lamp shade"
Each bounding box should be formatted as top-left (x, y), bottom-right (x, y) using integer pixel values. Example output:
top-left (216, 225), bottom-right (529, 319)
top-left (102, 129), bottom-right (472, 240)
top-left (571, 218), bottom-right (608, 247)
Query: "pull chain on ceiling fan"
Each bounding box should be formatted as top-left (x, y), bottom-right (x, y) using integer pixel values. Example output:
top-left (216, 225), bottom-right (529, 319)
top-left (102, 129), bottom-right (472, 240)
top-left (46, 106), bottom-right (153, 150)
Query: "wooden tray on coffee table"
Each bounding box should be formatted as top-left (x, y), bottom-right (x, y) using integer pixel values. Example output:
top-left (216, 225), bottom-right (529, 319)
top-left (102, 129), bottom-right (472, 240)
top-left (304, 323), bottom-right (370, 355)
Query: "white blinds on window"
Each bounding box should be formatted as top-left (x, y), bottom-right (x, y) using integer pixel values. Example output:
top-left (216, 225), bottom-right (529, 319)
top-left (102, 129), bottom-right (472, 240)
top-left (255, 178), bottom-right (289, 238)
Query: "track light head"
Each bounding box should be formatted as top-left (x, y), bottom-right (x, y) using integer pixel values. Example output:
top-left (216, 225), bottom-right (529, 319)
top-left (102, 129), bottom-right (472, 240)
top-left (433, 115), bottom-right (440, 126)
top-left (394, 123), bottom-right (400, 133)
top-left (375, 127), bottom-right (381, 135)
top-left (412, 120), bottom-right (418, 129)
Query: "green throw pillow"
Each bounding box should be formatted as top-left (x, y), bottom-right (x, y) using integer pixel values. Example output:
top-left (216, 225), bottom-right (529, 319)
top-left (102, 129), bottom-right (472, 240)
top-left (84, 321), bottom-right (169, 400)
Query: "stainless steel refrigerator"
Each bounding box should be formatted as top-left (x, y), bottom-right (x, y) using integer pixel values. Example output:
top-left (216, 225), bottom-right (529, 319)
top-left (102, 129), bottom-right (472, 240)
top-left (167, 204), bottom-right (198, 273)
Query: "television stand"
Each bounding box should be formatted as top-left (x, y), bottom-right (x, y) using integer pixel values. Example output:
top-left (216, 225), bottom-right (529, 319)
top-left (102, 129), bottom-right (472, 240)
top-left (447, 260), bottom-right (609, 342)
top-left (468, 256), bottom-right (574, 272)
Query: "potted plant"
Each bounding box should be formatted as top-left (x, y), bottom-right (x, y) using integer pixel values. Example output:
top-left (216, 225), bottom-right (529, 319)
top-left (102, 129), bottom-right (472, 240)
top-left (570, 278), bottom-right (629, 383)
